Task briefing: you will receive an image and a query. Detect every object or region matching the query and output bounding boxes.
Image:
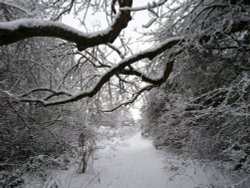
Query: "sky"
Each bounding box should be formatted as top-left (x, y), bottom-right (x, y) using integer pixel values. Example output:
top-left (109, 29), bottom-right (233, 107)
top-left (62, 0), bottom-right (155, 51)
top-left (62, 0), bottom-right (152, 29)
top-left (61, 1), bottom-right (158, 120)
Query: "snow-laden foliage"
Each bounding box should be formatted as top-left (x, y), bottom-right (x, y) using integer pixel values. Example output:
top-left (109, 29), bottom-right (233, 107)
top-left (142, 0), bottom-right (250, 186)
top-left (0, 41), bottom-right (95, 187)
top-left (0, 2), bottom-right (98, 186)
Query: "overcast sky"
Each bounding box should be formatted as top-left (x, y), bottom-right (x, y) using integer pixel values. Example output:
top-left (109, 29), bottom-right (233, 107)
top-left (61, 1), bottom-right (157, 120)
top-left (62, 0), bottom-right (155, 49)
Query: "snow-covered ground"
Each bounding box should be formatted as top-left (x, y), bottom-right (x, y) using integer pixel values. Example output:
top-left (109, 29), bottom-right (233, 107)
top-left (37, 130), bottom-right (231, 188)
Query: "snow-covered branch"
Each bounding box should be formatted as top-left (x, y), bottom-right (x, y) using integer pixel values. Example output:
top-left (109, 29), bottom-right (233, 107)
top-left (17, 36), bottom-right (183, 106)
top-left (0, 0), bottom-right (132, 51)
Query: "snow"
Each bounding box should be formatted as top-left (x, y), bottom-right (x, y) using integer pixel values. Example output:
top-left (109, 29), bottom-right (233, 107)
top-left (36, 131), bottom-right (231, 188)
top-left (0, 18), bottom-right (112, 38)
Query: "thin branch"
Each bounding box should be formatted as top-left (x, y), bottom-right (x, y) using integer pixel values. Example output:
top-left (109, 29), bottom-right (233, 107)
top-left (101, 85), bottom-right (155, 112)
top-left (19, 88), bottom-right (72, 98)
top-left (107, 43), bottom-right (125, 58)
top-left (53, 0), bottom-right (75, 21)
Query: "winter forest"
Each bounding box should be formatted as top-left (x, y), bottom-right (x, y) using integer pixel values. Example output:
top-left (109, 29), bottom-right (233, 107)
top-left (0, 0), bottom-right (250, 187)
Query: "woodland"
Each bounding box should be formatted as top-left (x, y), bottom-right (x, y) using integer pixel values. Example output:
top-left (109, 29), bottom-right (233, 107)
top-left (0, 0), bottom-right (249, 187)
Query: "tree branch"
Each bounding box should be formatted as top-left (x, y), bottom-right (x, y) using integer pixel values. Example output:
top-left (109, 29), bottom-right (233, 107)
top-left (120, 0), bottom-right (168, 12)
top-left (100, 84), bottom-right (155, 112)
top-left (0, 0), bottom-right (132, 51)
top-left (17, 36), bottom-right (183, 106)
top-left (19, 88), bottom-right (72, 100)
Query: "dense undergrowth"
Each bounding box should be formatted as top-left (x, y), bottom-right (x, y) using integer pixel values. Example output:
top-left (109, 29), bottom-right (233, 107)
top-left (142, 0), bottom-right (250, 186)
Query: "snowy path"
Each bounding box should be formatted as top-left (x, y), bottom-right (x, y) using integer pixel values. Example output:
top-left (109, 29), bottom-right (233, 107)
top-left (45, 132), bottom-right (230, 188)
top-left (83, 133), bottom-right (168, 188)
